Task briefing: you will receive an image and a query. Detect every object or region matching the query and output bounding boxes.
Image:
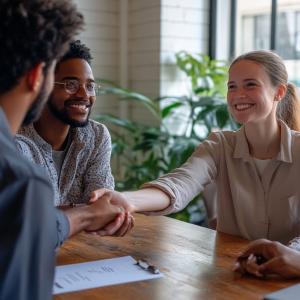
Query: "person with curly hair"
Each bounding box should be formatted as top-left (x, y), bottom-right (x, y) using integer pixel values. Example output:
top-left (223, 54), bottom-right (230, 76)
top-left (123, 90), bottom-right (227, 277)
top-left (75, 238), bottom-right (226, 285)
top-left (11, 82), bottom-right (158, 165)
top-left (16, 40), bottom-right (133, 237)
top-left (0, 1), bottom-right (124, 299)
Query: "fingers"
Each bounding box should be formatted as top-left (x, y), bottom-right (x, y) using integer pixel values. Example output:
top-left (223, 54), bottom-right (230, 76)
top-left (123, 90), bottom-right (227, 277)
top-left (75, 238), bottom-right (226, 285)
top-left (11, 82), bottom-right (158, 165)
top-left (258, 257), bottom-right (289, 277)
top-left (244, 254), bottom-right (263, 277)
top-left (106, 212), bottom-right (126, 235)
top-left (234, 255), bottom-right (263, 277)
top-left (91, 212), bottom-right (126, 236)
top-left (89, 188), bottom-right (109, 203)
top-left (238, 239), bottom-right (270, 259)
top-left (233, 261), bottom-right (244, 274)
top-left (257, 258), bottom-right (283, 277)
top-left (233, 257), bottom-right (250, 275)
top-left (91, 212), bottom-right (135, 237)
top-left (114, 213), bottom-right (135, 237)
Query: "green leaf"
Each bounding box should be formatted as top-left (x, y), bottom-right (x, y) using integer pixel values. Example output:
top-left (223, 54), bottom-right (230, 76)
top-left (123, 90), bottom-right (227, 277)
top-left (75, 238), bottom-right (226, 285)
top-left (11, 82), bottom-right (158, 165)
top-left (215, 105), bottom-right (230, 128)
top-left (161, 102), bottom-right (183, 118)
top-left (99, 86), bottom-right (161, 121)
top-left (94, 114), bottom-right (136, 132)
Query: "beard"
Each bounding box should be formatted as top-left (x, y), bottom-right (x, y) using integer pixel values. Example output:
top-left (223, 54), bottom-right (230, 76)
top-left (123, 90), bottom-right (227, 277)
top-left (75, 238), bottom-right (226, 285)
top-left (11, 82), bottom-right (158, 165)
top-left (47, 96), bottom-right (91, 128)
top-left (22, 80), bottom-right (49, 126)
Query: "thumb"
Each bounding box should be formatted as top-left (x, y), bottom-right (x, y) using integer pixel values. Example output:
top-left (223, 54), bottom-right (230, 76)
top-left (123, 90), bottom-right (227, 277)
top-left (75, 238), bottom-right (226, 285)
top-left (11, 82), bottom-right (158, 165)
top-left (89, 188), bottom-right (108, 203)
top-left (258, 257), bottom-right (280, 276)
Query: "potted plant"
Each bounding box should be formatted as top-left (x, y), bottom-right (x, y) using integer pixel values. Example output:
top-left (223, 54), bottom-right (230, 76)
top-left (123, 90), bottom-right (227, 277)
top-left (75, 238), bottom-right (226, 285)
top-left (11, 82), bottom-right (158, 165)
top-left (94, 51), bottom-right (237, 224)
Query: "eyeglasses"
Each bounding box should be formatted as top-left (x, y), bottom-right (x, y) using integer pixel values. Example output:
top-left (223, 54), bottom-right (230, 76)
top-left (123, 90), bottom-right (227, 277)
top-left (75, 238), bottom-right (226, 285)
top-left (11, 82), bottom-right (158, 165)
top-left (54, 79), bottom-right (101, 96)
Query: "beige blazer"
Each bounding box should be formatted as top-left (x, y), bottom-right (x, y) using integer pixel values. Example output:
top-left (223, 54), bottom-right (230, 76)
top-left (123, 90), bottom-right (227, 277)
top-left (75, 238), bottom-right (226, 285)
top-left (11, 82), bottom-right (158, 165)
top-left (143, 120), bottom-right (300, 243)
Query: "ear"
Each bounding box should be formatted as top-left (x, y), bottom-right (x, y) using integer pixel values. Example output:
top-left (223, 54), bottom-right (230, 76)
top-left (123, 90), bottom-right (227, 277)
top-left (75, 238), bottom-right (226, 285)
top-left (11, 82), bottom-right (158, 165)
top-left (275, 84), bottom-right (287, 101)
top-left (26, 62), bottom-right (45, 92)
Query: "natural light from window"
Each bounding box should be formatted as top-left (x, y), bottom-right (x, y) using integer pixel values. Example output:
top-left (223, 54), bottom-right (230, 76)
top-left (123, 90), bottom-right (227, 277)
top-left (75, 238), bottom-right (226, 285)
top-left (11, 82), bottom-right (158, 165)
top-left (236, 0), bottom-right (300, 86)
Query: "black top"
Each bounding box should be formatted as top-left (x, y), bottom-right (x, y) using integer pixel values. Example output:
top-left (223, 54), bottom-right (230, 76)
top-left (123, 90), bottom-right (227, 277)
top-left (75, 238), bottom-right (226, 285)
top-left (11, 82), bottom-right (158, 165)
top-left (0, 108), bottom-right (68, 300)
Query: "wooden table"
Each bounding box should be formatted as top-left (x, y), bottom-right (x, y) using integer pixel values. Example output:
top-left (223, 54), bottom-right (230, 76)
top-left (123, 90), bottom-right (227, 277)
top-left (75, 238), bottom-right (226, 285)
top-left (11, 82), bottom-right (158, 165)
top-left (55, 214), bottom-right (299, 300)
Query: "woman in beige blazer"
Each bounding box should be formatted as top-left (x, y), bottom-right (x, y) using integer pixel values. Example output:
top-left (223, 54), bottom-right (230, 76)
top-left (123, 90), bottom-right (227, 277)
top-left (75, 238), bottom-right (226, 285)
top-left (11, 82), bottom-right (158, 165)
top-left (92, 50), bottom-right (300, 278)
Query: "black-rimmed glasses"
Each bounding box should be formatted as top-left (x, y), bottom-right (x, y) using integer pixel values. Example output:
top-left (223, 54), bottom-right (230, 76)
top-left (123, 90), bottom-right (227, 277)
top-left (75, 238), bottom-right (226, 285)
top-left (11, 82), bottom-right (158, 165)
top-left (54, 79), bottom-right (101, 96)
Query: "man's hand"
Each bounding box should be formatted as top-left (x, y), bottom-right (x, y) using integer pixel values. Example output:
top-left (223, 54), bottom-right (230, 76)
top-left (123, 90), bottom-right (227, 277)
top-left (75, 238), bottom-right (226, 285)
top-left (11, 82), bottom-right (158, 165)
top-left (88, 189), bottom-right (135, 236)
top-left (64, 192), bottom-right (124, 237)
top-left (234, 239), bottom-right (300, 279)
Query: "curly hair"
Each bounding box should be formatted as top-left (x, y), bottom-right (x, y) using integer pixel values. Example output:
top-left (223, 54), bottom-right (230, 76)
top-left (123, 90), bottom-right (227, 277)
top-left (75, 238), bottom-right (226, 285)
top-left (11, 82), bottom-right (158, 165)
top-left (0, 0), bottom-right (85, 93)
top-left (59, 40), bottom-right (93, 66)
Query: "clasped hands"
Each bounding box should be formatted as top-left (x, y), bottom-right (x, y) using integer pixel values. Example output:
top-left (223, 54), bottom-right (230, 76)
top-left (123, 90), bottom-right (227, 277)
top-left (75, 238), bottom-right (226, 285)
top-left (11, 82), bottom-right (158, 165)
top-left (85, 188), bottom-right (135, 237)
top-left (234, 239), bottom-right (300, 279)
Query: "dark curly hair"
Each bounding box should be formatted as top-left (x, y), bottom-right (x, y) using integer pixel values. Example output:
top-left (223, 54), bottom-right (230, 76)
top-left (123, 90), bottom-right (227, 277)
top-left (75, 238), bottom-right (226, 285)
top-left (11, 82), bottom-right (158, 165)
top-left (58, 40), bottom-right (93, 67)
top-left (0, 0), bottom-right (85, 93)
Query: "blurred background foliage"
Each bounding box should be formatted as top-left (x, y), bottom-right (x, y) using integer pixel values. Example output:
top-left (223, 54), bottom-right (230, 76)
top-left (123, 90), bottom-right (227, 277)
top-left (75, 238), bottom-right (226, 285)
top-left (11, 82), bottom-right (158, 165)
top-left (95, 51), bottom-right (238, 224)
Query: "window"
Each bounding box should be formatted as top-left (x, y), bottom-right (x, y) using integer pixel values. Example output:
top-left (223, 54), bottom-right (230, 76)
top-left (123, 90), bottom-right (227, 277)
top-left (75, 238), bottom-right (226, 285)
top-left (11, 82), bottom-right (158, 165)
top-left (225, 0), bottom-right (300, 86)
top-left (241, 14), bottom-right (271, 52)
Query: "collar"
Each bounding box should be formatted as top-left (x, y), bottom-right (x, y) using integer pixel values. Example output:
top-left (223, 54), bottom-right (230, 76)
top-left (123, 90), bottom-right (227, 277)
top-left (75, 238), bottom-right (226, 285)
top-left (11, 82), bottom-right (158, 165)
top-left (22, 123), bottom-right (52, 150)
top-left (19, 122), bottom-right (88, 150)
top-left (233, 119), bottom-right (292, 163)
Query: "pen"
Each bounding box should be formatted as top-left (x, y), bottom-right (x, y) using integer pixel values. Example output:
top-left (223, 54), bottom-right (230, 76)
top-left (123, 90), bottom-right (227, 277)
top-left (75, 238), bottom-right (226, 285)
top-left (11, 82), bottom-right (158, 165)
top-left (135, 259), bottom-right (160, 274)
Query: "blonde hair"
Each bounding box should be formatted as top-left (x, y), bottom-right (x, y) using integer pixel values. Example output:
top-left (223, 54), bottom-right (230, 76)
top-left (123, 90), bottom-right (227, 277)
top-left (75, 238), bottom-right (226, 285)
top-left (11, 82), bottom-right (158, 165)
top-left (230, 50), bottom-right (300, 131)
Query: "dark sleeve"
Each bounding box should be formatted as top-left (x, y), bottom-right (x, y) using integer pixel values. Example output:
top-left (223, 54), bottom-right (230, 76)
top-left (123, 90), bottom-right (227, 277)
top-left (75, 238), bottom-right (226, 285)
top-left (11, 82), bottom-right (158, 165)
top-left (55, 208), bottom-right (70, 248)
top-left (0, 177), bottom-right (57, 300)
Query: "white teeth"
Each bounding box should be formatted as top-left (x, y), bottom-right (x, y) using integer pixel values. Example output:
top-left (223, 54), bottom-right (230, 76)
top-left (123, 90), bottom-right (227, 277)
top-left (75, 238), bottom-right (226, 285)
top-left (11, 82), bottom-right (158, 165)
top-left (69, 104), bottom-right (88, 111)
top-left (235, 103), bottom-right (253, 111)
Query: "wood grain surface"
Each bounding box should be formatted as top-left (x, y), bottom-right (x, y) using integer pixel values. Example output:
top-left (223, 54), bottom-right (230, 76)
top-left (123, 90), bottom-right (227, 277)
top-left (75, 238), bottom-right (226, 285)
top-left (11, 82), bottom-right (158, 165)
top-left (55, 214), bottom-right (299, 300)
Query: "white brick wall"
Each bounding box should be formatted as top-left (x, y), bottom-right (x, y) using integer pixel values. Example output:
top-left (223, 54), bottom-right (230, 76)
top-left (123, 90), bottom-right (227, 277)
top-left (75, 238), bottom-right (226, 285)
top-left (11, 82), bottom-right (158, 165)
top-left (128, 0), bottom-right (161, 124)
top-left (73, 0), bottom-right (119, 116)
top-left (73, 0), bottom-right (210, 123)
top-left (160, 0), bottom-right (210, 97)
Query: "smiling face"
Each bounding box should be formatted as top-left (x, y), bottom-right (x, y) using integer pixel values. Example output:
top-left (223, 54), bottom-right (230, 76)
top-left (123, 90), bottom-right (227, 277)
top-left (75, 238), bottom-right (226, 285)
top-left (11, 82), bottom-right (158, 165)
top-left (227, 59), bottom-right (279, 125)
top-left (47, 58), bottom-right (96, 127)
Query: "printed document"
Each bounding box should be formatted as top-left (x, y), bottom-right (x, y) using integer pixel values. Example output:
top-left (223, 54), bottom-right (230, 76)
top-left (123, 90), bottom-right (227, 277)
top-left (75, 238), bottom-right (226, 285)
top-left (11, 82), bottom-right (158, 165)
top-left (53, 256), bottom-right (163, 295)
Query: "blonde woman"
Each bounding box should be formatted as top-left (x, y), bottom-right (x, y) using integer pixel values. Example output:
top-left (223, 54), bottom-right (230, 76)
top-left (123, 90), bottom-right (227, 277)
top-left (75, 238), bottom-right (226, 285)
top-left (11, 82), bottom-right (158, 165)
top-left (92, 50), bottom-right (300, 277)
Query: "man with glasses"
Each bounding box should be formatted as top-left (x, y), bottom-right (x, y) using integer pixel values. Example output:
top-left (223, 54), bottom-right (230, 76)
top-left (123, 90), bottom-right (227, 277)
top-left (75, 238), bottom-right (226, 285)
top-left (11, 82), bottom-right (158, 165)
top-left (16, 40), bottom-right (132, 237)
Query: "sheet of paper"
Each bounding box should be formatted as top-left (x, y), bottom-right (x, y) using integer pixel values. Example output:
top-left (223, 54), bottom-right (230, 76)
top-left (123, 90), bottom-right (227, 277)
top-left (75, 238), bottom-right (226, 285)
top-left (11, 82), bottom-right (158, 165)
top-left (264, 283), bottom-right (300, 300)
top-left (53, 256), bottom-right (163, 295)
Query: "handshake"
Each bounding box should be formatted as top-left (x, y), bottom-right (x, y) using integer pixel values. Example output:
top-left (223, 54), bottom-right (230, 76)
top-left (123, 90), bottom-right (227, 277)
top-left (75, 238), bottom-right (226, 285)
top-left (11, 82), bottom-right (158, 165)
top-left (88, 189), bottom-right (135, 236)
top-left (64, 189), bottom-right (135, 238)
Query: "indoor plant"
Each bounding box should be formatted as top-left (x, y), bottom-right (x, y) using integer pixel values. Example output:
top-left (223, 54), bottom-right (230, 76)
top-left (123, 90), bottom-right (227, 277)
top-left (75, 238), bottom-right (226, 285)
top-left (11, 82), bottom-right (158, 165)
top-left (95, 51), bottom-right (237, 223)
